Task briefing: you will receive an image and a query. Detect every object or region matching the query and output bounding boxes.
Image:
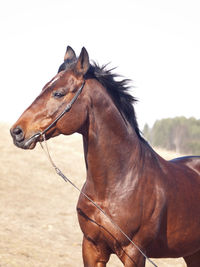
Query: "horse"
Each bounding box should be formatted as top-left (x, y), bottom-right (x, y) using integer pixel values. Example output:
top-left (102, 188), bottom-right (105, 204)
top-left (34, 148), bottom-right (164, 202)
top-left (10, 46), bottom-right (200, 267)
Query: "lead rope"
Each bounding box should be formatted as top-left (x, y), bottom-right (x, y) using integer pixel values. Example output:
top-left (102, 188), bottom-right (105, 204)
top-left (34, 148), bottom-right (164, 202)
top-left (39, 134), bottom-right (158, 267)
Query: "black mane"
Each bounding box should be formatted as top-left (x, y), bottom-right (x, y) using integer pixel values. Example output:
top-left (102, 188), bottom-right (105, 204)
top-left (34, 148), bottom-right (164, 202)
top-left (58, 60), bottom-right (144, 141)
top-left (86, 63), bottom-right (144, 140)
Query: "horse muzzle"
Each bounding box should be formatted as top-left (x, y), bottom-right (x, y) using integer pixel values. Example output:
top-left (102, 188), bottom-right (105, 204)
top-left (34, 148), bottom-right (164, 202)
top-left (10, 126), bottom-right (41, 150)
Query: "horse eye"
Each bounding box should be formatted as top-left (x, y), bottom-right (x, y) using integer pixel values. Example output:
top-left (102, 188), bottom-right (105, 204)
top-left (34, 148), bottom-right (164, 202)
top-left (53, 91), bottom-right (65, 98)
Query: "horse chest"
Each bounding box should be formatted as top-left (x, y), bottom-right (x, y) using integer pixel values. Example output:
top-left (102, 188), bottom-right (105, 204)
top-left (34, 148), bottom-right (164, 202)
top-left (76, 194), bottom-right (144, 251)
top-left (77, 205), bottom-right (104, 242)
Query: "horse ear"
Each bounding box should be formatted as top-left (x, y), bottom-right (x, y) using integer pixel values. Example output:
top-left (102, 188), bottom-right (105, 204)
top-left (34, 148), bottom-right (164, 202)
top-left (64, 46), bottom-right (76, 62)
top-left (75, 47), bottom-right (89, 76)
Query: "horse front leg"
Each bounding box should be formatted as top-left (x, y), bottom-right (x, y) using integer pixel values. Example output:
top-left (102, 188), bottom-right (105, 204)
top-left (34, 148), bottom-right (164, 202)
top-left (82, 236), bottom-right (111, 267)
top-left (120, 248), bottom-right (146, 267)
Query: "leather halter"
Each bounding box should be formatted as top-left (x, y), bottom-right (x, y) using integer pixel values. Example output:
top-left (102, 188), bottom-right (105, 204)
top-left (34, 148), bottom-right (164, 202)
top-left (28, 81), bottom-right (85, 143)
top-left (41, 80), bottom-right (85, 135)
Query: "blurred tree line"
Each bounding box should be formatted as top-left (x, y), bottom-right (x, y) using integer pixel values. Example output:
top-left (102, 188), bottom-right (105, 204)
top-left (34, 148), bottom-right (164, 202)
top-left (143, 117), bottom-right (200, 155)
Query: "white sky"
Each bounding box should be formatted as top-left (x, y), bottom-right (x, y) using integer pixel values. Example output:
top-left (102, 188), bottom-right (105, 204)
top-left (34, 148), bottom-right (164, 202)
top-left (1, 0), bottom-right (200, 129)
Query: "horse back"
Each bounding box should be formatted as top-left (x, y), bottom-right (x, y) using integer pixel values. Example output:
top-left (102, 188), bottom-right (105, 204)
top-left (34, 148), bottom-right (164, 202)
top-left (170, 155), bottom-right (200, 175)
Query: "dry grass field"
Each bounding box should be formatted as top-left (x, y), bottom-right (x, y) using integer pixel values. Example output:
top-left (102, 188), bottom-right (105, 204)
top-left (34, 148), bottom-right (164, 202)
top-left (0, 123), bottom-right (186, 266)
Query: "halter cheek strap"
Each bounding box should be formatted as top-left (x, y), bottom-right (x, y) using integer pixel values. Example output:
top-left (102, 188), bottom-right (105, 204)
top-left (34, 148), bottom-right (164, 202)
top-left (28, 81), bottom-right (85, 144)
top-left (41, 80), bottom-right (85, 136)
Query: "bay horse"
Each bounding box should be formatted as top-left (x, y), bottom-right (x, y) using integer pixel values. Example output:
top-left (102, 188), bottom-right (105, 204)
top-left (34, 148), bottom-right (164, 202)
top-left (10, 46), bottom-right (200, 266)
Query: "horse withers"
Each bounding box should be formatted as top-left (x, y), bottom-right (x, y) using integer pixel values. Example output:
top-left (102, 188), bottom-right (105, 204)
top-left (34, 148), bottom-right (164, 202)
top-left (10, 46), bottom-right (200, 266)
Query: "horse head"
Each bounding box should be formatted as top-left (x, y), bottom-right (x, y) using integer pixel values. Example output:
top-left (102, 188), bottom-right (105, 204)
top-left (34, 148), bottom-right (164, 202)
top-left (10, 46), bottom-right (90, 149)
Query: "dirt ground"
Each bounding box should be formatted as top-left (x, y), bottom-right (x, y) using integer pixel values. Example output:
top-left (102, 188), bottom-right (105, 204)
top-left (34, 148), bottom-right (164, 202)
top-left (0, 123), bottom-right (186, 266)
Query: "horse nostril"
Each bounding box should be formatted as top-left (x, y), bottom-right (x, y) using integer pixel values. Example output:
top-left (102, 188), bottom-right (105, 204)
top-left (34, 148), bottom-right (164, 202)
top-left (13, 126), bottom-right (22, 135)
top-left (11, 126), bottom-right (24, 142)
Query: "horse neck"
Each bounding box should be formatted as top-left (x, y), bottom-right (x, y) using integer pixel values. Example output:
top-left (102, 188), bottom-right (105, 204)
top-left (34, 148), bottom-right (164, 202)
top-left (81, 81), bottom-right (144, 198)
